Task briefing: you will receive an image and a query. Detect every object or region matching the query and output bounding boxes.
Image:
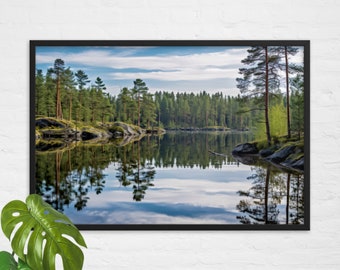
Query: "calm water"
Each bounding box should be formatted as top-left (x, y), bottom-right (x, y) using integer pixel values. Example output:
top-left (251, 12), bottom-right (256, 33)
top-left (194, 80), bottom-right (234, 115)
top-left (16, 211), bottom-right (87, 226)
top-left (35, 132), bottom-right (304, 225)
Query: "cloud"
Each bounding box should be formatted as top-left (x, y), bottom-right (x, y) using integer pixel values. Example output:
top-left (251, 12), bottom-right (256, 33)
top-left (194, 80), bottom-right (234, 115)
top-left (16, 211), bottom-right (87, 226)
top-left (36, 47), bottom-right (248, 82)
top-left (65, 202), bottom-right (240, 224)
top-left (39, 46), bottom-right (307, 95)
top-left (110, 67), bottom-right (238, 81)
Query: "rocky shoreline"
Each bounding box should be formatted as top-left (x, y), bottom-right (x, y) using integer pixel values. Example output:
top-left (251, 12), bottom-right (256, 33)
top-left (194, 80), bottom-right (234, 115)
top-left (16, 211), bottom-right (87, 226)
top-left (232, 141), bottom-right (304, 173)
top-left (35, 117), bottom-right (166, 151)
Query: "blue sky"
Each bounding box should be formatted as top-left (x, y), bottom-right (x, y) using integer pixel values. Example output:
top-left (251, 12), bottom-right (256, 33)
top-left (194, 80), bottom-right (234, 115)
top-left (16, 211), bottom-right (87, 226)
top-left (63, 162), bottom-right (254, 225)
top-left (36, 45), bottom-right (303, 97)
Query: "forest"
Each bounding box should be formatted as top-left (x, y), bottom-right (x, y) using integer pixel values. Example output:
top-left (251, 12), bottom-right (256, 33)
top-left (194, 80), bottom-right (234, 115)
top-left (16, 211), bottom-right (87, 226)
top-left (35, 46), bottom-right (305, 142)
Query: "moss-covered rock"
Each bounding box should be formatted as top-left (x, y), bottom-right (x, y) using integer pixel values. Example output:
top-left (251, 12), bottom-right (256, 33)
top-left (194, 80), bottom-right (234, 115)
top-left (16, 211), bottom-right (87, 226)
top-left (36, 117), bottom-right (76, 129)
top-left (35, 118), bottom-right (164, 150)
top-left (109, 122), bottom-right (145, 137)
top-left (36, 117), bottom-right (77, 139)
top-left (35, 140), bottom-right (72, 152)
top-left (80, 126), bottom-right (112, 141)
top-left (232, 143), bottom-right (259, 155)
top-left (108, 124), bottom-right (125, 137)
top-left (232, 139), bottom-right (304, 172)
top-left (266, 145), bottom-right (297, 163)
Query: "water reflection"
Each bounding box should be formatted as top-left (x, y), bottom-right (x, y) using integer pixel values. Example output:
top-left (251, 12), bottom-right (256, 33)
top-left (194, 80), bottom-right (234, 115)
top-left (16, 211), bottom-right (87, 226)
top-left (35, 131), bottom-right (304, 225)
top-left (236, 166), bottom-right (304, 225)
top-left (115, 141), bottom-right (156, 201)
top-left (36, 132), bottom-right (249, 211)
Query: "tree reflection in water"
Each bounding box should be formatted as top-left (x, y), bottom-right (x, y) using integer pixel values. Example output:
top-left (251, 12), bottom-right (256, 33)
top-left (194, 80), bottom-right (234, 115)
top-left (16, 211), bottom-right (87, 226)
top-left (116, 141), bottom-right (156, 202)
top-left (36, 131), bottom-right (304, 225)
top-left (36, 132), bottom-right (248, 213)
top-left (236, 165), bottom-right (304, 225)
top-left (36, 137), bottom-right (158, 212)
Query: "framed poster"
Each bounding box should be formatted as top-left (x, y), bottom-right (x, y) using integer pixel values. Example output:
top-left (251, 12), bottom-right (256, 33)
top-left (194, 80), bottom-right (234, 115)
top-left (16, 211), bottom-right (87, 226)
top-left (30, 40), bottom-right (310, 230)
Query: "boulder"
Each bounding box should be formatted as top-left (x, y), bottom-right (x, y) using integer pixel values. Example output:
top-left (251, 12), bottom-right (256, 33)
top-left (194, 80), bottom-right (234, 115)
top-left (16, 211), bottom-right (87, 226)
top-left (232, 143), bottom-right (259, 155)
top-left (111, 122), bottom-right (145, 136)
top-left (266, 145), bottom-right (296, 163)
top-left (232, 154), bottom-right (259, 166)
top-left (36, 140), bottom-right (66, 152)
top-left (36, 118), bottom-right (65, 129)
top-left (291, 157), bottom-right (304, 171)
top-left (41, 128), bottom-right (77, 139)
top-left (80, 127), bottom-right (112, 141)
top-left (81, 131), bottom-right (98, 141)
top-left (112, 131), bottom-right (124, 138)
top-left (232, 139), bottom-right (304, 172)
top-left (282, 156), bottom-right (304, 171)
top-left (259, 148), bottom-right (275, 157)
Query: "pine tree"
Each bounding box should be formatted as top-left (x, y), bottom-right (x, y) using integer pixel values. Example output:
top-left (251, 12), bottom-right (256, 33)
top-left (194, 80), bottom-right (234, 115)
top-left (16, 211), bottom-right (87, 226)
top-left (75, 70), bottom-right (90, 90)
top-left (45, 69), bottom-right (56, 117)
top-left (117, 87), bottom-right (133, 122)
top-left (132, 79), bottom-right (149, 126)
top-left (35, 69), bottom-right (46, 116)
top-left (62, 68), bottom-right (76, 121)
top-left (236, 46), bottom-right (280, 144)
top-left (269, 46), bottom-right (299, 138)
top-left (94, 77), bottom-right (106, 91)
top-left (290, 74), bottom-right (304, 139)
top-left (141, 93), bottom-right (156, 128)
top-left (52, 59), bottom-right (65, 119)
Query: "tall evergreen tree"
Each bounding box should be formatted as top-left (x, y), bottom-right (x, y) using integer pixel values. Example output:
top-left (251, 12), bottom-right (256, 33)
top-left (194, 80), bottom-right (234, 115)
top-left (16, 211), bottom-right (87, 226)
top-left (290, 74), bottom-right (304, 139)
top-left (270, 46), bottom-right (299, 138)
top-left (117, 87), bottom-right (133, 122)
top-left (141, 93), bottom-right (156, 128)
top-left (62, 68), bottom-right (76, 121)
top-left (52, 59), bottom-right (65, 119)
top-left (236, 46), bottom-right (280, 144)
top-left (75, 70), bottom-right (90, 90)
top-left (35, 69), bottom-right (46, 116)
top-left (45, 69), bottom-right (56, 117)
top-left (94, 77), bottom-right (106, 91)
top-left (132, 79), bottom-right (149, 126)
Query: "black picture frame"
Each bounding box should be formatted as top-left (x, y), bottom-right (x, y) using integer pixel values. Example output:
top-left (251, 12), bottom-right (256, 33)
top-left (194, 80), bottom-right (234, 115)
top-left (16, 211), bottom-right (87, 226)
top-left (30, 40), bottom-right (310, 230)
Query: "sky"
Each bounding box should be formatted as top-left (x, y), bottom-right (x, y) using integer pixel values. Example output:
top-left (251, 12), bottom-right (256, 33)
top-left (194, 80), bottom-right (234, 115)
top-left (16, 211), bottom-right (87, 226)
top-left (63, 162), bottom-right (254, 225)
top-left (35, 45), bottom-right (303, 97)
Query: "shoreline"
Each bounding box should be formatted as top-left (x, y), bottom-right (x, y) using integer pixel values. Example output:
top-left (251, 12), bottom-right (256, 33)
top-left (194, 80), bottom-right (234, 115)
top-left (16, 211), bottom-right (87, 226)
top-left (232, 141), bottom-right (304, 174)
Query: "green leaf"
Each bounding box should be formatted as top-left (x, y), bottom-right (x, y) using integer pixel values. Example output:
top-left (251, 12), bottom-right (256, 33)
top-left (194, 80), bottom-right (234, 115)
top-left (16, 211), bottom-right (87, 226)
top-left (18, 258), bottom-right (32, 270)
top-left (0, 251), bottom-right (17, 270)
top-left (1, 194), bottom-right (87, 270)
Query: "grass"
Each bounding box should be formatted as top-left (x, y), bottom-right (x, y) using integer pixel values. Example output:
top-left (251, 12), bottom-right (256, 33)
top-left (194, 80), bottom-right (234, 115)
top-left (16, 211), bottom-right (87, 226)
top-left (253, 134), bottom-right (304, 152)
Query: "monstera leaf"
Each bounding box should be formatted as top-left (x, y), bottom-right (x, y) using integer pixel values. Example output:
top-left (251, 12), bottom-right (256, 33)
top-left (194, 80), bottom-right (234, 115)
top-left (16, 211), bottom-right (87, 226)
top-left (1, 194), bottom-right (87, 270)
top-left (0, 251), bottom-right (17, 270)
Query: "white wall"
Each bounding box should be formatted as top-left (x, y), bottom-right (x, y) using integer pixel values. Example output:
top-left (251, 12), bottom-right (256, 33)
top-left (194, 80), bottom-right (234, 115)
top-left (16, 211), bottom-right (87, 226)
top-left (0, 0), bottom-right (339, 269)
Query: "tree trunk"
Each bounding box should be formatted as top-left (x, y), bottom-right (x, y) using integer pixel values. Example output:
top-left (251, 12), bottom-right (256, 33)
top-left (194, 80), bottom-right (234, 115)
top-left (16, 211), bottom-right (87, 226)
top-left (285, 46), bottom-right (291, 138)
top-left (138, 95), bottom-right (141, 126)
top-left (69, 93), bottom-right (72, 121)
top-left (264, 46), bottom-right (271, 145)
top-left (264, 167), bottom-right (270, 224)
top-left (56, 76), bottom-right (63, 119)
top-left (158, 107), bottom-right (161, 127)
top-left (55, 151), bottom-right (62, 210)
top-left (286, 173), bottom-right (291, 224)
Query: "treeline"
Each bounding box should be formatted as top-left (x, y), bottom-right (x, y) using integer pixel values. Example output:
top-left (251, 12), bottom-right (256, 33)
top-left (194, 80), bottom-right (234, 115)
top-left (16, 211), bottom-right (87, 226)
top-left (35, 49), bottom-right (304, 138)
top-left (35, 59), bottom-right (251, 128)
top-left (34, 59), bottom-right (250, 129)
top-left (118, 89), bottom-right (252, 129)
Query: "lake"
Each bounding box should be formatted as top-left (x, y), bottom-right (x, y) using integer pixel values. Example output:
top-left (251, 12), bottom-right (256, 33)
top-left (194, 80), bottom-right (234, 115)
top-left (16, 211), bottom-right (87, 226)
top-left (35, 131), bottom-right (304, 225)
